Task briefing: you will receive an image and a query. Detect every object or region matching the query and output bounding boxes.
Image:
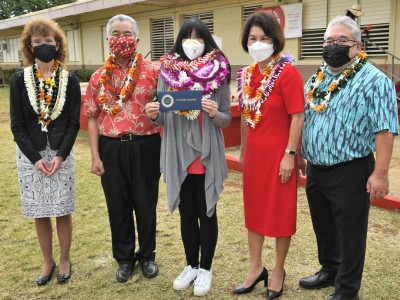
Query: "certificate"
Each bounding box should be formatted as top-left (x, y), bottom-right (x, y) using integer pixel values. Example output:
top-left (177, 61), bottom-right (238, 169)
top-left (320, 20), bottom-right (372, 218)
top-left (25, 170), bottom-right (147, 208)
top-left (157, 90), bottom-right (203, 111)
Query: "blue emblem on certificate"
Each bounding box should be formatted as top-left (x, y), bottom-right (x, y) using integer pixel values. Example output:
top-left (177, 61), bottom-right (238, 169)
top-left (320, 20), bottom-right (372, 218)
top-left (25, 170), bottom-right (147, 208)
top-left (158, 90), bottom-right (203, 111)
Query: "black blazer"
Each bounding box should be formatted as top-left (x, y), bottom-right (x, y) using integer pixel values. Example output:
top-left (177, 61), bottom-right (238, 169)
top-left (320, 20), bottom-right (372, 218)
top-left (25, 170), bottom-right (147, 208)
top-left (10, 69), bottom-right (81, 164)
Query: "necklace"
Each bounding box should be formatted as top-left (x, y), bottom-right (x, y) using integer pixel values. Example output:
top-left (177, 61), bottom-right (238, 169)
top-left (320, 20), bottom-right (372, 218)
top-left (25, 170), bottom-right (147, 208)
top-left (160, 50), bottom-right (230, 120)
top-left (306, 51), bottom-right (367, 113)
top-left (98, 53), bottom-right (142, 115)
top-left (237, 54), bottom-right (293, 128)
top-left (24, 60), bottom-right (69, 132)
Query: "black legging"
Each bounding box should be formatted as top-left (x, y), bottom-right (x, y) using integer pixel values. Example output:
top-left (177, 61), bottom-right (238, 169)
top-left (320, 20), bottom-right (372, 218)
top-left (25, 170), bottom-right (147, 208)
top-left (178, 174), bottom-right (218, 270)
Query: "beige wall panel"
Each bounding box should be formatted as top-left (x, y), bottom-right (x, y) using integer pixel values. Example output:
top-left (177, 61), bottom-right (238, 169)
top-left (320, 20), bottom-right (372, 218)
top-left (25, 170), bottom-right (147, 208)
top-left (81, 26), bottom-right (104, 67)
top-left (136, 19), bottom-right (152, 60)
top-left (214, 6), bottom-right (249, 66)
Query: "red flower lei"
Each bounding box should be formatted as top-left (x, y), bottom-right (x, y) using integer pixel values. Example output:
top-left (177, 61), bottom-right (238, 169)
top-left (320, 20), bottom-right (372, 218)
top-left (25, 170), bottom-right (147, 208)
top-left (98, 53), bottom-right (142, 115)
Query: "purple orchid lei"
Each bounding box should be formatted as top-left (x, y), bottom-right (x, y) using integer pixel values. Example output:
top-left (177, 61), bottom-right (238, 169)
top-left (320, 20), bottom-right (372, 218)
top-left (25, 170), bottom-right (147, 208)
top-left (160, 50), bottom-right (230, 97)
top-left (237, 54), bottom-right (294, 111)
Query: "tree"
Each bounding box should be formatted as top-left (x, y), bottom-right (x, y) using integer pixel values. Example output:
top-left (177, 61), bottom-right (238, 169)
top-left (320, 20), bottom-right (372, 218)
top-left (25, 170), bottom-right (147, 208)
top-left (0, 0), bottom-right (76, 20)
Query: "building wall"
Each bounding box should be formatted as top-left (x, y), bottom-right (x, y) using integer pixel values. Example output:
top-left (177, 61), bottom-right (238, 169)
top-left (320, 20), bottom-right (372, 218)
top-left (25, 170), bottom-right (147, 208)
top-left (0, 0), bottom-right (398, 82)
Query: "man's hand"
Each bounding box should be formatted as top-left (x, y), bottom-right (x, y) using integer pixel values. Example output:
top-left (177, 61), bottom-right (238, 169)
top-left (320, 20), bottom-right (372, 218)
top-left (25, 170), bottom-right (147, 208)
top-left (145, 102), bottom-right (160, 121)
top-left (366, 172), bottom-right (389, 200)
top-left (91, 158), bottom-right (105, 176)
top-left (297, 156), bottom-right (307, 179)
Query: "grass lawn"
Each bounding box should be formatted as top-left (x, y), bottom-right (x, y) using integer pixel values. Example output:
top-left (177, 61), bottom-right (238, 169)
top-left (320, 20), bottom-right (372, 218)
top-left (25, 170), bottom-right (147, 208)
top-left (0, 84), bottom-right (399, 299)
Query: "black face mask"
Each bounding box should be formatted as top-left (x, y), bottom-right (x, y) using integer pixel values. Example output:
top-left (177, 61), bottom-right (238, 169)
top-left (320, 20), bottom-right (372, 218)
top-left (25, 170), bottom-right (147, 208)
top-left (322, 44), bottom-right (351, 68)
top-left (33, 44), bottom-right (57, 63)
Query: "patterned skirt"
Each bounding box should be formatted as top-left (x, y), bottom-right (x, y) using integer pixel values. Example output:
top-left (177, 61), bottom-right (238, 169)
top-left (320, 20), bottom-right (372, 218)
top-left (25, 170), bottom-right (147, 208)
top-left (16, 143), bottom-right (75, 218)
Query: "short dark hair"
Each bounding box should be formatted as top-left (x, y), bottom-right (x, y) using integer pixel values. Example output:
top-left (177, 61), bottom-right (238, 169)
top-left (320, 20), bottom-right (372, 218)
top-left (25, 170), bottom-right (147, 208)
top-left (170, 17), bottom-right (220, 60)
top-left (240, 10), bottom-right (285, 56)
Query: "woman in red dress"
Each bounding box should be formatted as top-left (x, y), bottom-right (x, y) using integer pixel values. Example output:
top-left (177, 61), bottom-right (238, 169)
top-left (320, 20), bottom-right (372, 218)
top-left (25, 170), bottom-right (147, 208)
top-left (232, 11), bottom-right (305, 299)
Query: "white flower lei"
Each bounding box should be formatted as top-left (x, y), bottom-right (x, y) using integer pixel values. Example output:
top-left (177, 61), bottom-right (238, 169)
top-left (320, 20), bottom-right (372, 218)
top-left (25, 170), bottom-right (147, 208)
top-left (24, 62), bottom-right (69, 132)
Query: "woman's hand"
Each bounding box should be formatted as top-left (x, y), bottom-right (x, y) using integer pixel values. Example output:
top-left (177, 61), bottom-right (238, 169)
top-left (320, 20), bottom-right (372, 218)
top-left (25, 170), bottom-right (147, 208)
top-left (202, 98), bottom-right (218, 119)
top-left (47, 156), bottom-right (64, 177)
top-left (279, 154), bottom-right (295, 183)
top-left (145, 101), bottom-right (160, 121)
top-left (34, 158), bottom-right (51, 176)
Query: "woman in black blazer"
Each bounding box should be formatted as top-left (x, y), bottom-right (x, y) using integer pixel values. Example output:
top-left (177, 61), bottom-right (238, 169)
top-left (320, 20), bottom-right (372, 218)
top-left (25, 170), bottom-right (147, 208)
top-left (10, 16), bottom-right (81, 285)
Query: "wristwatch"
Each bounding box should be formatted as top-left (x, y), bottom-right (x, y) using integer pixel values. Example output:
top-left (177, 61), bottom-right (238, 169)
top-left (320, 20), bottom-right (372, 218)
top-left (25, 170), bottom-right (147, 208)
top-left (285, 149), bottom-right (296, 155)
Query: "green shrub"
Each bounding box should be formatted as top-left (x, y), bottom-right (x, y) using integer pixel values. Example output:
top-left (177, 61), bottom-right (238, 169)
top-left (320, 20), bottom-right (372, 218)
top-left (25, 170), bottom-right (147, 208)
top-left (1, 68), bottom-right (22, 84)
top-left (71, 68), bottom-right (95, 82)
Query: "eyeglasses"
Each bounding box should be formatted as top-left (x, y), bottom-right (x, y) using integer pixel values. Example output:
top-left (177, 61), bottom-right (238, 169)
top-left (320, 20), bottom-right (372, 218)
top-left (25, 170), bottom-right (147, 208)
top-left (323, 38), bottom-right (357, 46)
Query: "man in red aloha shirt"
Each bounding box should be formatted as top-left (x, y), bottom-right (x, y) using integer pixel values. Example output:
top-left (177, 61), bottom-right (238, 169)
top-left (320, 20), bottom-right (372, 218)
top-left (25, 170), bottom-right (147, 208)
top-left (82, 14), bottom-right (161, 283)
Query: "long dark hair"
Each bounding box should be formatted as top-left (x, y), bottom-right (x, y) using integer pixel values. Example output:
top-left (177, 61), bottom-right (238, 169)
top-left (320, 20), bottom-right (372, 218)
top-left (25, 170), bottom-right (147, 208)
top-left (170, 17), bottom-right (230, 82)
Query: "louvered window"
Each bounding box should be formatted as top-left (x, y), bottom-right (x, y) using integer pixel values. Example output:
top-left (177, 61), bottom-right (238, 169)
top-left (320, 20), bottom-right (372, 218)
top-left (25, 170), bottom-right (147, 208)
top-left (184, 12), bottom-right (214, 34)
top-left (360, 25), bottom-right (389, 56)
top-left (301, 0), bottom-right (390, 58)
top-left (151, 16), bottom-right (175, 61)
top-left (242, 4), bottom-right (262, 22)
top-left (300, 28), bottom-right (325, 59)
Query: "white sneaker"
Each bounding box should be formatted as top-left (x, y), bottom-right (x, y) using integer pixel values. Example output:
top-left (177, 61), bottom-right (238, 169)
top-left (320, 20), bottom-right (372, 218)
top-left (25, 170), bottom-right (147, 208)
top-left (173, 265), bottom-right (198, 290)
top-left (193, 268), bottom-right (212, 296)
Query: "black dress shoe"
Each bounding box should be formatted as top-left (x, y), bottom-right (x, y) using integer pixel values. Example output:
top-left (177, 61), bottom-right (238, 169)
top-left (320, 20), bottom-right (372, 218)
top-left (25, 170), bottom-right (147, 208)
top-left (326, 292), bottom-right (359, 300)
top-left (267, 269), bottom-right (286, 299)
top-left (140, 260), bottom-right (159, 279)
top-left (36, 261), bottom-right (56, 286)
top-left (299, 270), bottom-right (335, 289)
top-left (232, 267), bottom-right (268, 294)
top-left (116, 263), bottom-right (133, 283)
top-left (57, 262), bottom-right (72, 284)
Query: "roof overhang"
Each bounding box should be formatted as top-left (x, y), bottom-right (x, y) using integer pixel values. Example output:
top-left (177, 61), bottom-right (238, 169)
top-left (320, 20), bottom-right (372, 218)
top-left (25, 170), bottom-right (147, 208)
top-left (0, 0), bottom-right (148, 30)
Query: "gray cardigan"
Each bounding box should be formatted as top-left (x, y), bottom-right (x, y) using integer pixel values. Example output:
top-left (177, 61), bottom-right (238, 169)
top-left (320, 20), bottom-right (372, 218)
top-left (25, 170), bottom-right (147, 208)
top-left (154, 77), bottom-right (231, 217)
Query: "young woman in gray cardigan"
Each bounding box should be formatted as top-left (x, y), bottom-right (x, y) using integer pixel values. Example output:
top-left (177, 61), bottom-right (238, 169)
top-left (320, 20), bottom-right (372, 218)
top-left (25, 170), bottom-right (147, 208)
top-left (145, 18), bottom-right (231, 297)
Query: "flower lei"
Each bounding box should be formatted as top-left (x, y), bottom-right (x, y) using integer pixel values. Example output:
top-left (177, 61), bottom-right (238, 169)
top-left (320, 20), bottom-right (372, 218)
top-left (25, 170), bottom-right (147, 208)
top-left (24, 60), bottom-right (69, 132)
top-left (237, 54), bottom-right (294, 128)
top-left (306, 51), bottom-right (367, 113)
top-left (98, 53), bottom-right (142, 115)
top-left (160, 50), bottom-right (230, 120)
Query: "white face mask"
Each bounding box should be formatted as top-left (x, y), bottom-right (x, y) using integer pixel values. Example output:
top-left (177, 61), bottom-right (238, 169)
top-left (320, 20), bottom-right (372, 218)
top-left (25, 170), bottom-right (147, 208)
top-left (182, 39), bottom-right (205, 60)
top-left (248, 41), bottom-right (274, 62)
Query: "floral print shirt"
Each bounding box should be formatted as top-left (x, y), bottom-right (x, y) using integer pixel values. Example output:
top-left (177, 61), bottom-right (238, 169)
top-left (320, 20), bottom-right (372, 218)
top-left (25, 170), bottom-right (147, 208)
top-left (82, 57), bottom-right (160, 137)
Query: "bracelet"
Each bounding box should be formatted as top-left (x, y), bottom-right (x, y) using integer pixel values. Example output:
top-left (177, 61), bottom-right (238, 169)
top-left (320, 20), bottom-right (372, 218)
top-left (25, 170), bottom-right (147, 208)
top-left (285, 149), bottom-right (296, 155)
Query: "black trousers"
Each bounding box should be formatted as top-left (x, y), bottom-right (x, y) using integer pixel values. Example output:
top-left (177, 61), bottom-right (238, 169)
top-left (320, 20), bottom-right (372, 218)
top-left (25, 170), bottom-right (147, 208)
top-left (306, 154), bottom-right (374, 296)
top-left (99, 134), bottom-right (161, 265)
top-left (179, 174), bottom-right (218, 270)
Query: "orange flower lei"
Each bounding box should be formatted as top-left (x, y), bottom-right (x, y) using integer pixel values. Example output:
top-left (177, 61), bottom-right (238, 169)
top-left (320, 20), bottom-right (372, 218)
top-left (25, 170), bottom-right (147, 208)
top-left (24, 60), bottom-right (69, 131)
top-left (306, 51), bottom-right (367, 113)
top-left (98, 53), bottom-right (142, 115)
top-left (237, 54), bottom-right (293, 128)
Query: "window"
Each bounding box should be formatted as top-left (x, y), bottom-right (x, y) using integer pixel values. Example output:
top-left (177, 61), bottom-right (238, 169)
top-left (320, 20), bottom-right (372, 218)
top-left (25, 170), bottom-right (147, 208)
top-left (66, 29), bottom-right (81, 62)
top-left (151, 16), bottom-right (174, 61)
top-left (300, 0), bottom-right (390, 58)
top-left (300, 28), bottom-right (325, 59)
top-left (242, 4), bottom-right (262, 22)
top-left (184, 11), bottom-right (214, 34)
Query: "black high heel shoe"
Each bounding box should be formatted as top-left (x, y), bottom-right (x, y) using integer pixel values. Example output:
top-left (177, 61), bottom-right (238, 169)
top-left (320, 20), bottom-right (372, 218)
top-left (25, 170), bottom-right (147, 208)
top-left (36, 261), bottom-right (56, 286)
top-left (57, 262), bottom-right (72, 284)
top-left (233, 267), bottom-right (268, 294)
top-left (267, 269), bottom-right (286, 299)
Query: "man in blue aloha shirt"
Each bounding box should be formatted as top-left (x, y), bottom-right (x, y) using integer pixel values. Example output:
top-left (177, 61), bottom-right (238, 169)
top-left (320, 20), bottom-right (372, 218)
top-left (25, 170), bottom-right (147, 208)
top-left (299, 15), bottom-right (399, 300)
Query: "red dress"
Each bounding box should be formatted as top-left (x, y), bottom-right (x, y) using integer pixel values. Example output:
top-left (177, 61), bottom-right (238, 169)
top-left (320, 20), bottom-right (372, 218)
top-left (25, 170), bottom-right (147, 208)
top-left (242, 64), bottom-right (304, 237)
